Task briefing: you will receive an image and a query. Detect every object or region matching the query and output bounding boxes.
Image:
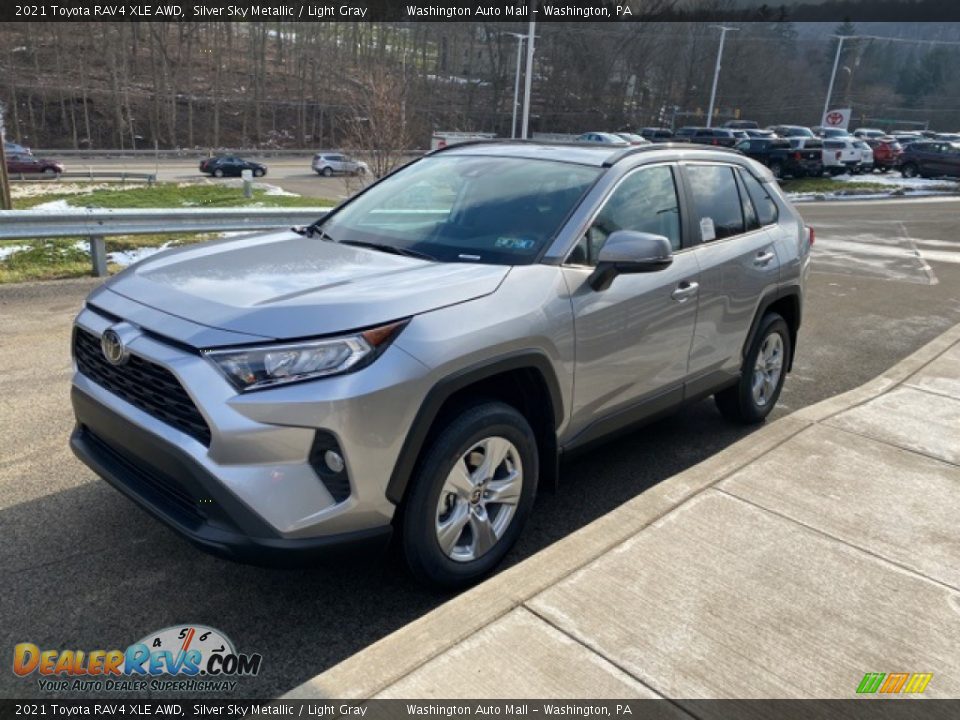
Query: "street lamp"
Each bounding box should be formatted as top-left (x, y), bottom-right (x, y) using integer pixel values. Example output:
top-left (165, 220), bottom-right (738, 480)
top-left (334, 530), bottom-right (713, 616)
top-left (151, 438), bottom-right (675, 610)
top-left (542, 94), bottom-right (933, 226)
top-left (706, 25), bottom-right (738, 129)
top-left (823, 34), bottom-right (855, 124)
top-left (521, 18), bottom-right (536, 139)
top-left (503, 32), bottom-right (527, 139)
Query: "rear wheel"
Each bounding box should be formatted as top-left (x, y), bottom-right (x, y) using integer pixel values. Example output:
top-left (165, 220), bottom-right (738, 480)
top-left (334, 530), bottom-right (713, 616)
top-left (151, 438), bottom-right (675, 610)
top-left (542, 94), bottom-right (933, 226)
top-left (901, 163), bottom-right (919, 179)
top-left (213, 168), bottom-right (224, 178)
top-left (715, 313), bottom-right (791, 424)
top-left (769, 162), bottom-right (783, 180)
top-left (253, 168), bottom-right (265, 178)
top-left (401, 401), bottom-right (538, 589)
top-left (321, 166), bottom-right (333, 177)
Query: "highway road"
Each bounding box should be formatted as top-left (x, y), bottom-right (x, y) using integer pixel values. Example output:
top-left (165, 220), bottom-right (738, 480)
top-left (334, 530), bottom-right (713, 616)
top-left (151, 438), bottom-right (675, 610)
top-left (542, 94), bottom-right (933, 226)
top-left (2, 197), bottom-right (960, 699)
top-left (51, 154), bottom-right (372, 200)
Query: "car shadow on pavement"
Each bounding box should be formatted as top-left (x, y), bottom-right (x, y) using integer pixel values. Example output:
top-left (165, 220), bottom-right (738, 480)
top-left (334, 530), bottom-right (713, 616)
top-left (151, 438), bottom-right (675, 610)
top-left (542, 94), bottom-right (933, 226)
top-left (1, 399), bottom-right (753, 700)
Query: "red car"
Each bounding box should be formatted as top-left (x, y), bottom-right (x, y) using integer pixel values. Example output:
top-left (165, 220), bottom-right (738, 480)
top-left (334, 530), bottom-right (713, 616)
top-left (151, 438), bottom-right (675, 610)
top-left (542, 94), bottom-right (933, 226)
top-left (6, 153), bottom-right (64, 177)
top-left (866, 138), bottom-right (903, 172)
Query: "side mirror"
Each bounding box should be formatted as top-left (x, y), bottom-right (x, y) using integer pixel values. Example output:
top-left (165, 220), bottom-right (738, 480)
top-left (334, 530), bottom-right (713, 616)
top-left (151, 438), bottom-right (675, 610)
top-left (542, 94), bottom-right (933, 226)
top-left (589, 230), bottom-right (674, 291)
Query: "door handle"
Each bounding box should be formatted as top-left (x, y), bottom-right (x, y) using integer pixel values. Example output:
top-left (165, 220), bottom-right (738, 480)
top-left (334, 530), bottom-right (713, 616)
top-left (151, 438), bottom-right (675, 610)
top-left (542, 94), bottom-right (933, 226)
top-left (753, 250), bottom-right (776, 266)
top-left (671, 281), bottom-right (699, 302)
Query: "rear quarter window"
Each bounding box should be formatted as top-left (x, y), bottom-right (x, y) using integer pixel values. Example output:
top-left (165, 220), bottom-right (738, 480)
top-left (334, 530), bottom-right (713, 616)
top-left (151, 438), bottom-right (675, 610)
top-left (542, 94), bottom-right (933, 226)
top-left (739, 170), bottom-right (779, 227)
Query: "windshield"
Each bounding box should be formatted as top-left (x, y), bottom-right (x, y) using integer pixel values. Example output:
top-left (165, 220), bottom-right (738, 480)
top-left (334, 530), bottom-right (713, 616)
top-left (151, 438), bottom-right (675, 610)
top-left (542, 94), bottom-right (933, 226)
top-left (319, 156), bottom-right (601, 265)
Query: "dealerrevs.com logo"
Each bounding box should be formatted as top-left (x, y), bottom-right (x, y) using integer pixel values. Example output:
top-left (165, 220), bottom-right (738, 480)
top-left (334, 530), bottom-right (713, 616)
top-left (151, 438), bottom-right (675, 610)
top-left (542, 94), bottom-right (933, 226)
top-left (13, 625), bottom-right (262, 693)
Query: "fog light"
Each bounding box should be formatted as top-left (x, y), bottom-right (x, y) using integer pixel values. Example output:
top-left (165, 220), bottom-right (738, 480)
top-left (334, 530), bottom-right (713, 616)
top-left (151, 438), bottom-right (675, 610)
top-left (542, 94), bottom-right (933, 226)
top-left (324, 449), bottom-right (345, 473)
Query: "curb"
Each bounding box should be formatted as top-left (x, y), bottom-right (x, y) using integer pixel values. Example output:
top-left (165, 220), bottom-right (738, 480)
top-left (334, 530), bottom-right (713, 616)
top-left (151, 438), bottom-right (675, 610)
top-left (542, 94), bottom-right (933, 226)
top-left (283, 320), bottom-right (960, 700)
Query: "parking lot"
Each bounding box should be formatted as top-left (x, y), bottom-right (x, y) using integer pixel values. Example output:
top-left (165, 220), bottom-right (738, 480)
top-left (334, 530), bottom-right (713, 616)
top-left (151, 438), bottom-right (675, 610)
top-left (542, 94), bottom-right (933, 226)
top-left (3, 197), bottom-right (960, 699)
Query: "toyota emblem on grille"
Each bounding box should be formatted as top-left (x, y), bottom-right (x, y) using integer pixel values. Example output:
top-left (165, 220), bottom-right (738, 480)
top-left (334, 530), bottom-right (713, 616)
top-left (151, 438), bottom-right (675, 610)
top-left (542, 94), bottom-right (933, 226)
top-left (101, 328), bottom-right (128, 366)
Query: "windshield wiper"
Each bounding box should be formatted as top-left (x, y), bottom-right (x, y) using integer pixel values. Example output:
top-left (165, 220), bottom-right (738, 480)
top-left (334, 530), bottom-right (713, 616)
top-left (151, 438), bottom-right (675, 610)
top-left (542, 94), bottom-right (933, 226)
top-left (339, 240), bottom-right (436, 261)
top-left (292, 222), bottom-right (335, 242)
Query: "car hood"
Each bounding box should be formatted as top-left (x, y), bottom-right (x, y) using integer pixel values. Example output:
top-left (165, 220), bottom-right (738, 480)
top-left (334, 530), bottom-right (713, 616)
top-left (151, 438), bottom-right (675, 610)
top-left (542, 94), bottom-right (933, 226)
top-left (95, 230), bottom-right (510, 344)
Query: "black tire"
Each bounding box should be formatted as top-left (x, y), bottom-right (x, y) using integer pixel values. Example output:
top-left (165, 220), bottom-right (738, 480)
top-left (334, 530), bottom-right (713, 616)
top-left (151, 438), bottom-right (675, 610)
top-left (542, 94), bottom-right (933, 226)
top-left (400, 401), bottom-right (538, 589)
top-left (213, 168), bottom-right (224, 178)
top-left (901, 163), bottom-right (918, 179)
top-left (769, 162), bottom-right (783, 180)
top-left (715, 313), bottom-right (791, 425)
top-left (321, 166), bottom-right (333, 177)
top-left (253, 168), bottom-right (265, 177)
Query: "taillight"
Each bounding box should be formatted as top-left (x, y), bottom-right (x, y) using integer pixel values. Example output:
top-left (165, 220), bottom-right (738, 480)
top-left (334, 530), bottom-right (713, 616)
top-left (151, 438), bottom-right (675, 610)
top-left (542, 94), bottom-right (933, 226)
top-left (712, 139), bottom-right (719, 145)
top-left (836, 151), bottom-right (842, 160)
top-left (807, 226), bottom-right (815, 246)
top-left (793, 152), bottom-right (802, 161)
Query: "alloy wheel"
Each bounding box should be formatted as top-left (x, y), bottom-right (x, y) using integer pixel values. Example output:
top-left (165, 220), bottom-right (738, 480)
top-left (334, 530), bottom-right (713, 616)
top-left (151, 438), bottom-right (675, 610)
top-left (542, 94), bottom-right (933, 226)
top-left (434, 436), bottom-right (523, 563)
top-left (751, 332), bottom-right (784, 407)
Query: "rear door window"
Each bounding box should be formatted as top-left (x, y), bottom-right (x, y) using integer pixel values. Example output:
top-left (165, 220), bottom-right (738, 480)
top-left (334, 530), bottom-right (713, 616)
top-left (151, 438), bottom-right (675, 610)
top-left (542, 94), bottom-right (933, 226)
top-left (685, 165), bottom-right (745, 242)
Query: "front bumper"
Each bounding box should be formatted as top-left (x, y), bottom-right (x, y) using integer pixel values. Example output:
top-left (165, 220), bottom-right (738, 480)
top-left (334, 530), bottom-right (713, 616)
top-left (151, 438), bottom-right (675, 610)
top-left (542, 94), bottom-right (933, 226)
top-left (70, 387), bottom-right (391, 565)
top-left (70, 302), bottom-right (431, 560)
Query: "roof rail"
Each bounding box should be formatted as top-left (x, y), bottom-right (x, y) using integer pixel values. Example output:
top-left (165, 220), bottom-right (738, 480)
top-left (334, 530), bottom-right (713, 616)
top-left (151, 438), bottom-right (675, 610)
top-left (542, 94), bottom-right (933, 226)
top-left (603, 141), bottom-right (743, 166)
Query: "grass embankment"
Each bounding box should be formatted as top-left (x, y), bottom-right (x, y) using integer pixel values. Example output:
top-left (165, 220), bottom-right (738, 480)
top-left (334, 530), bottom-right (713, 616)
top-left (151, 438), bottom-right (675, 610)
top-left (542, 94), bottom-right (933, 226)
top-left (2, 183), bottom-right (333, 283)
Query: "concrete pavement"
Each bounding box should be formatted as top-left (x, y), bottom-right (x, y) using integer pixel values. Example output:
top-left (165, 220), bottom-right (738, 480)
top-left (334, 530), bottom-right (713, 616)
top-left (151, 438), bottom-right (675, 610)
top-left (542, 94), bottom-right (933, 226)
top-left (287, 322), bottom-right (960, 701)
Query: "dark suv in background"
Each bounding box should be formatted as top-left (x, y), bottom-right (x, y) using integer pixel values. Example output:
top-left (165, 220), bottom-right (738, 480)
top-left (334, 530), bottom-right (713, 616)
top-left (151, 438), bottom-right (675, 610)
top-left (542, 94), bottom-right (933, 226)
top-left (898, 141), bottom-right (960, 179)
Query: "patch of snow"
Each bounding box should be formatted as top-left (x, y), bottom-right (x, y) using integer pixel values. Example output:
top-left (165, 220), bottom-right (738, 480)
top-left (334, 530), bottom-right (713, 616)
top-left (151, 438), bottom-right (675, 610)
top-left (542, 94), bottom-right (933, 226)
top-left (0, 244), bottom-right (31, 261)
top-left (30, 199), bottom-right (74, 212)
top-left (833, 173), bottom-right (959, 190)
top-left (108, 242), bottom-right (176, 267)
top-left (261, 183), bottom-right (299, 197)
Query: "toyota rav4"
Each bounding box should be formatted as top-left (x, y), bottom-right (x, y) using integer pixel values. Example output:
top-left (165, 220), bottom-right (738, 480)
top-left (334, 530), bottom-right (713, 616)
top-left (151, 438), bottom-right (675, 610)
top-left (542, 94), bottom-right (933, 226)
top-left (70, 141), bottom-right (811, 587)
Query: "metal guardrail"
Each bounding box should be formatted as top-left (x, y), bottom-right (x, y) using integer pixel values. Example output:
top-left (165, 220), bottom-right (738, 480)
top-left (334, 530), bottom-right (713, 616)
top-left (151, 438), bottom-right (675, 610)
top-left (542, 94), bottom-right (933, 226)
top-left (9, 171), bottom-right (157, 184)
top-left (0, 207), bottom-right (331, 277)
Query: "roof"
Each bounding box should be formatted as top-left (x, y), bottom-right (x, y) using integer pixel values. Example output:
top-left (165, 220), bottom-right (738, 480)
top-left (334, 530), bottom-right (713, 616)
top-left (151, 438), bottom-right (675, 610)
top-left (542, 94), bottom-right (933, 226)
top-left (431, 139), bottom-right (741, 167)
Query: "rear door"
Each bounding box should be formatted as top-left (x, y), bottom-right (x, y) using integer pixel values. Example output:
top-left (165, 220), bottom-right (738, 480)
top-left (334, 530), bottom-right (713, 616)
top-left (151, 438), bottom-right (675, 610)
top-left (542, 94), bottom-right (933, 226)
top-left (681, 163), bottom-right (782, 390)
top-left (563, 163), bottom-right (700, 437)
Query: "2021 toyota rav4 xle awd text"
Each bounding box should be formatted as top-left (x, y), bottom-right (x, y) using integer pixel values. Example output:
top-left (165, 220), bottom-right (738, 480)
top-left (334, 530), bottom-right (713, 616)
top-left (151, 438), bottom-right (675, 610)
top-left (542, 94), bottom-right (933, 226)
top-left (71, 141), bottom-right (811, 587)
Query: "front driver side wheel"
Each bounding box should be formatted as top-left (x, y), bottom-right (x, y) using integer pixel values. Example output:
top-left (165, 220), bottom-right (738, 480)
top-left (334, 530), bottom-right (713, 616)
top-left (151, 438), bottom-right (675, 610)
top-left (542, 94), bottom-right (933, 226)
top-left (401, 401), bottom-right (538, 589)
top-left (715, 313), bottom-right (791, 424)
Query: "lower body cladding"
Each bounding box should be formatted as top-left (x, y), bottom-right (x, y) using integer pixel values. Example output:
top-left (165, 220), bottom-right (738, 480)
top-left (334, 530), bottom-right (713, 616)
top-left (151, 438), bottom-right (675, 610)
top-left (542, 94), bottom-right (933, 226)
top-left (69, 308), bottom-right (430, 565)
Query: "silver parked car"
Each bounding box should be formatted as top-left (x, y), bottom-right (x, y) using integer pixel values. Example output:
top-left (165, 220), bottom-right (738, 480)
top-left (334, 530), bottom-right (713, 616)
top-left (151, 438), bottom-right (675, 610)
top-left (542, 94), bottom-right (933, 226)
top-left (70, 142), bottom-right (811, 587)
top-left (312, 152), bottom-right (369, 177)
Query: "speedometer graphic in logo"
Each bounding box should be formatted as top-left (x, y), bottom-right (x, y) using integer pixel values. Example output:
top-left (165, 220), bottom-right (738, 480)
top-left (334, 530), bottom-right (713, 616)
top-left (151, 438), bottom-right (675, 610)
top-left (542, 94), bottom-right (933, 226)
top-left (137, 625), bottom-right (235, 658)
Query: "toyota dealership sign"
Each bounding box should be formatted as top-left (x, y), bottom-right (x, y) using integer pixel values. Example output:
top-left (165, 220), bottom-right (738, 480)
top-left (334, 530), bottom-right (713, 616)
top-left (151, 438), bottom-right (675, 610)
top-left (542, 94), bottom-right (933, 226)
top-left (822, 108), bottom-right (852, 130)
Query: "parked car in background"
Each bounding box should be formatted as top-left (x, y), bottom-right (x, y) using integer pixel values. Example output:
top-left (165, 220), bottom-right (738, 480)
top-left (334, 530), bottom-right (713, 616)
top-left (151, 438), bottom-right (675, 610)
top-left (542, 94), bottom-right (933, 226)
top-left (6, 153), bottom-right (63, 177)
top-left (934, 133), bottom-right (960, 142)
top-left (813, 127), bottom-right (852, 139)
top-left (200, 156), bottom-right (266, 178)
top-left (821, 138), bottom-right (861, 175)
top-left (769, 125), bottom-right (816, 139)
top-left (898, 141), bottom-right (960, 179)
top-left (745, 129), bottom-right (777, 139)
top-left (312, 152), bottom-right (369, 176)
top-left (689, 128), bottom-right (738, 147)
top-left (673, 127), bottom-right (699, 141)
top-left (852, 140), bottom-right (875, 173)
top-left (614, 132), bottom-right (650, 146)
top-left (892, 133), bottom-right (923, 147)
top-left (3, 141), bottom-right (32, 156)
top-left (736, 137), bottom-right (822, 179)
top-left (852, 128), bottom-right (886, 140)
top-left (639, 127), bottom-right (673, 142)
top-left (723, 120), bottom-right (759, 129)
top-left (576, 132), bottom-right (628, 145)
top-left (865, 138), bottom-right (903, 172)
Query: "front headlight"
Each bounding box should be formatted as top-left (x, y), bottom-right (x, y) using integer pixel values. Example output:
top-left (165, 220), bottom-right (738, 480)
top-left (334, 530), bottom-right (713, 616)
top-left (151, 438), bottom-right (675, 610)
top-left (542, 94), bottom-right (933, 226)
top-left (203, 320), bottom-right (407, 392)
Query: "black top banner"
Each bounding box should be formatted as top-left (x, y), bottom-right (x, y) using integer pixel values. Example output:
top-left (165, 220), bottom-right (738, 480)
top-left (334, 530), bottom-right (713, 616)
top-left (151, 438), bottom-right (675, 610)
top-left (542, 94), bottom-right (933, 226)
top-left (3, 0), bottom-right (960, 23)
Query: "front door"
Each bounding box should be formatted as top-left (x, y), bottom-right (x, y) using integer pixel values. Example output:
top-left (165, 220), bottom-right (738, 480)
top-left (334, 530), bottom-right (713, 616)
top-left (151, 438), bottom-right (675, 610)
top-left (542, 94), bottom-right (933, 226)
top-left (563, 164), bottom-right (700, 440)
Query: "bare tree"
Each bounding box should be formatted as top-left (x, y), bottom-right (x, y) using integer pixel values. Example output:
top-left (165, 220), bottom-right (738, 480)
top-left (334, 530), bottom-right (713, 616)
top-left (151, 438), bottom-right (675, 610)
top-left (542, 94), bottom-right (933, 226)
top-left (341, 68), bottom-right (413, 178)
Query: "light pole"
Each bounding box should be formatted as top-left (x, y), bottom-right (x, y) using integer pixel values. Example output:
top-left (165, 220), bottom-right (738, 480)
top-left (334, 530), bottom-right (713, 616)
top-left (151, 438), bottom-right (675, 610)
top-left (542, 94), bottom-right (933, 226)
top-left (706, 26), bottom-right (738, 128)
top-left (503, 32), bottom-right (526, 139)
top-left (823, 34), bottom-right (853, 124)
top-left (0, 102), bottom-right (11, 211)
top-left (521, 18), bottom-right (536, 139)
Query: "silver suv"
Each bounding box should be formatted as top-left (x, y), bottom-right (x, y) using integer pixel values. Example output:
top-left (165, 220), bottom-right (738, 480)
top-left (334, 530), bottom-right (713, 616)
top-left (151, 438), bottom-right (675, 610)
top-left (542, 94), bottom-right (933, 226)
top-left (70, 142), bottom-right (811, 587)
top-left (312, 152), bottom-right (368, 177)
